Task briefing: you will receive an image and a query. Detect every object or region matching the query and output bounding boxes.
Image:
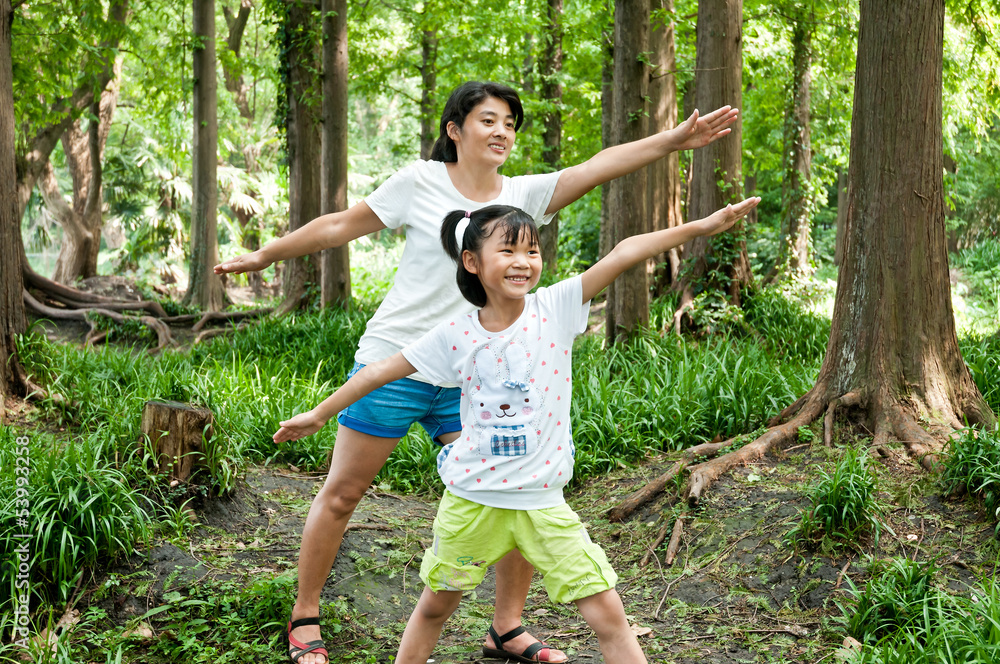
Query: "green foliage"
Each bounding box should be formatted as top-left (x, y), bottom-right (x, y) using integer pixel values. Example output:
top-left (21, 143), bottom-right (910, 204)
top-left (941, 426), bottom-right (1000, 531)
top-left (787, 447), bottom-right (882, 547)
top-left (839, 559), bottom-right (1000, 663)
top-left (0, 425), bottom-right (153, 612)
top-left (742, 282), bottom-right (832, 364)
top-left (959, 332), bottom-right (1000, 414)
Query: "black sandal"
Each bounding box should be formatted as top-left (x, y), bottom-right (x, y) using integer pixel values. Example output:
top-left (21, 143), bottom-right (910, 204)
top-left (286, 616), bottom-right (329, 664)
top-left (482, 624), bottom-right (558, 663)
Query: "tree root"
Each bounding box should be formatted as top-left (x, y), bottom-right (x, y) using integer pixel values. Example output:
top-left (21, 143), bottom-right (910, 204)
top-left (23, 269), bottom-right (168, 317)
top-left (686, 396), bottom-right (828, 507)
top-left (24, 290), bottom-right (173, 353)
top-left (824, 391), bottom-right (862, 446)
top-left (191, 308), bottom-right (272, 332)
top-left (608, 439), bottom-right (727, 522)
top-left (886, 406), bottom-right (942, 472)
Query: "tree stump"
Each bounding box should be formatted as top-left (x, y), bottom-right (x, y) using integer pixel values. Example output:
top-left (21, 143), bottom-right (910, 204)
top-left (140, 400), bottom-right (212, 482)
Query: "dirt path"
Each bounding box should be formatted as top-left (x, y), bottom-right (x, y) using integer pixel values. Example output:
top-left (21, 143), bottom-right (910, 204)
top-left (86, 438), bottom-right (994, 663)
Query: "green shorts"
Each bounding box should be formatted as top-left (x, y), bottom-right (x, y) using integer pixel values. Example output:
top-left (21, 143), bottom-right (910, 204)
top-left (419, 491), bottom-right (618, 604)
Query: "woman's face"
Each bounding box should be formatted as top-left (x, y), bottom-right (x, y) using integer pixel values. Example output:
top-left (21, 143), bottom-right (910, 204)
top-left (448, 96), bottom-right (517, 167)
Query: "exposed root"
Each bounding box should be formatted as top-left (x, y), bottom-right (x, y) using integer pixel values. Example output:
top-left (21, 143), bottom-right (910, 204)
top-left (24, 290), bottom-right (174, 353)
top-left (823, 391), bottom-right (863, 446)
top-left (671, 288), bottom-right (695, 336)
top-left (191, 308), bottom-right (272, 333)
top-left (685, 395), bottom-right (828, 507)
top-left (769, 392), bottom-right (810, 427)
top-left (887, 406), bottom-right (942, 472)
top-left (23, 268), bottom-right (168, 317)
top-left (608, 440), bottom-right (728, 522)
top-left (664, 514), bottom-right (685, 566)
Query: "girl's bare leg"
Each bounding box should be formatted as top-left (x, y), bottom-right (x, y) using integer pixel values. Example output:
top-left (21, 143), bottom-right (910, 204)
top-left (575, 589), bottom-right (646, 664)
top-left (486, 550), bottom-right (568, 662)
top-left (288, 426), bottom-right (401, 664)
top-left (395, 587), bottom-right (464, 664)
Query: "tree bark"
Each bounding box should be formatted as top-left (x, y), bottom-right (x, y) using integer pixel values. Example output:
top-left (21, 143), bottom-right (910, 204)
top-left (45, 59), bottom-right (122, 284)
top-left (320, 0), bottom-right (350, 308)
top-left (222, 0), bottom-right (253, 121)
top-left (812, 0), bottom-right (992, 431)
top-left (278, 0), bottom-right (321, 315)
top-left (777, 18), bottom-right (813, 277)
top-left (599, 16), bottom-right (615, 333)
top-left (1, 0), bottom-right (27, 406)
top-left (647, 0), bottom-right (682, 292)
top-left (184, 0), bottom-right (227, 311)
top-left (835, 168), bottom-right (847, 266)
top-left (674, 0), bottom-right (750, 318)
top-left (606, 0), bottom-right (649, 344)
top-left (418, 26), bottom-right (438, 161)
top-left (538, 0), bottom-right (563, 270)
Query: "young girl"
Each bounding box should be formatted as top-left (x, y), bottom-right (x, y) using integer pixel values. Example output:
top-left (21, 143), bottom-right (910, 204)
top-left (274, 197), bottom-right (759, 663)
top-left (217, 81), bottom-right (738, 664)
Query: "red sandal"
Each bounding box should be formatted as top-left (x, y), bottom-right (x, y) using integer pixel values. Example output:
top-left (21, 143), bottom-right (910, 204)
top-left (286, 616), bottom-right (329, 664)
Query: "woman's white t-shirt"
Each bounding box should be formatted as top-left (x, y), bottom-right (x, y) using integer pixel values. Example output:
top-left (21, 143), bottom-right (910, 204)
top-left (360, 159), bottom-right (562, 385)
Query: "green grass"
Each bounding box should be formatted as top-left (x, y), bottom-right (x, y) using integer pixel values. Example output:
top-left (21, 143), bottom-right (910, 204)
top-left (786, 447), bottom-right (883, 548)
top-left (840, 558), bottom-right (1000, 663)
top-left (941, 425), bottom-right (1000, 532)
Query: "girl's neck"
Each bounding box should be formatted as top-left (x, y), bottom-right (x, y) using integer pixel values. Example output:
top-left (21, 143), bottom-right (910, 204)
top-left (445, 160), bottom-right (503, 202)
top-left (478, 297), bottom-right (526, 333)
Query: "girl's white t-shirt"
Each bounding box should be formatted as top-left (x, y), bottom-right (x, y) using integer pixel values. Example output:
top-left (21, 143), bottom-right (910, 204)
top-left (401, 276), bottom-right (590, 509)
top-left (360, 159), bottom-right (562, 385)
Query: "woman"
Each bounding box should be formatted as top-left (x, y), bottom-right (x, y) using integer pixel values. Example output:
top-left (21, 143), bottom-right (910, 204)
top-left (216, 81), bottom-right (737, 664)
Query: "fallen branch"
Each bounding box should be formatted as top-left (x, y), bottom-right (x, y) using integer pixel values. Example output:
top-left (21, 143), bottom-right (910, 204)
top-left (641, 519), bottom-right (672, 568)
top-left (664, 515), bottom-right (685, 566)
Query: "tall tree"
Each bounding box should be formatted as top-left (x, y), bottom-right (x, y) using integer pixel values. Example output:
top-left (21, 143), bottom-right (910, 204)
top-left (418, 25), bottom-right (438, 160)
top-left (40, 58), bottom-right (122, 284)
top-left (673, 0), bottom-right (750, 329)
top-left (320, 0), bottom-right (350, 307)
top-left (184, 0), bottom-right (227, 311)
top-left (681, 0), bottom-right (995, 506)
top-left (277, 0), bottom-right (322, 315)
top-left (775, 9), bottom-right (814, 277)
top-left (538, 0), bottom-right (563, 269)
top-left (1, 0), bottom-right (27, 406)
top-left (647, 0), bottom-right (682, 290)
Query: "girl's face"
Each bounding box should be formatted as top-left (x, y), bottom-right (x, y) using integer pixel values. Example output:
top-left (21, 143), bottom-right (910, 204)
top-left (463, 222), bottom-right (542, 305)
top-left (447, 97), bottom-right (517, 168)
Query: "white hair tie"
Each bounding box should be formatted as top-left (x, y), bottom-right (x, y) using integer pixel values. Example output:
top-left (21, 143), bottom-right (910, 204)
top-left (455, 210), bottom-right (472, 248)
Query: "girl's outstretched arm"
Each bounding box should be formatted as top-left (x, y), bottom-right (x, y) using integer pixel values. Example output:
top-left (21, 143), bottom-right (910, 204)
top-left (545, 106), bottom-right (739, 214)
top-left (273, 353), bottom-right (417, 443)
top-left (580, 197), bottom-right (760, 303)
top-left (214, 201), bottom-right (386, 275)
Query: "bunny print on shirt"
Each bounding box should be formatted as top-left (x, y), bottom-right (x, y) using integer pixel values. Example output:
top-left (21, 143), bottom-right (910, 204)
top-left (471, 344), bottom-right (541, 459)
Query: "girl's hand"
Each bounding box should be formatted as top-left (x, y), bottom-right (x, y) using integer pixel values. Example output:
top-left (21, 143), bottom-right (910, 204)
top-left (214, 250), bottom-right (271, 275)
top-left (668, 106), bottom-right (739, 151)
top-left (273, 411), bottom-right (327, 443)
top-left (694, 196), bottom-right (761, 237)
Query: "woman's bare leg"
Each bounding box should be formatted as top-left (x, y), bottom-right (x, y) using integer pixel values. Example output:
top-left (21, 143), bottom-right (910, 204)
top-left (395, 587), bottom-right (463, 664)
top-left (575, 589), bottom-right (646, 664)
top-left (288, 425), bottom-right (401, 664)
top-left (486, 550), bottom-right (567, 662)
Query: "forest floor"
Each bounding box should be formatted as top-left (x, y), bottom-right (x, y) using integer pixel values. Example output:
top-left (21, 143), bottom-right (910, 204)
top-left (76, 435), bottom-right (995, 664)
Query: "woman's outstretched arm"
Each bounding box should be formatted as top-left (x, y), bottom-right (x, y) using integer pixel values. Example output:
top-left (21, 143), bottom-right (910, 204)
top-left (214, 201), bottom-right (386, 275)
top-left (545, 106), bottom-right (739, 214)
top-left (580, 196), bottom-right (760, 303)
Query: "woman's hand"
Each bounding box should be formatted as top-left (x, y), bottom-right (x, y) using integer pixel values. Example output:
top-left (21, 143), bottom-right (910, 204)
top-left (693, 196), bottom-right (761, 237)
top-left (273, 411), bottom-right (327, 443)
top-left (668, 106), bottom-right (740, 151)
top-left (214, 250), bottom-right (272, 275)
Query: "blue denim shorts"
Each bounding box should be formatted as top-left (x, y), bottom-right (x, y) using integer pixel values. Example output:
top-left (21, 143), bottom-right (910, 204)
top-left (337, 362), bottom-right (462, 443)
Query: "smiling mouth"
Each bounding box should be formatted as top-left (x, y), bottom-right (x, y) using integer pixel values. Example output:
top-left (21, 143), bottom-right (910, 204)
top-left (489, 143), bottom-right (506, 152)
top-left (506, 276), bottom-right (529, 283)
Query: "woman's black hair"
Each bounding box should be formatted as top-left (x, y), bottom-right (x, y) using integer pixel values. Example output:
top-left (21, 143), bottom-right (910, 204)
top-left (429, 82), bottom-right (525, 163)
top-left (440, 205), bottom-right (540, 308)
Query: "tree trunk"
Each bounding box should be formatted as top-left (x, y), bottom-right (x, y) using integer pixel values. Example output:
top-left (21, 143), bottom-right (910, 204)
top-left (418, 26), bottom-right (437, 161)
top-left (46, 59), bottom-right (122, 284)
top-left (647, 0), bottom-right (682, 293)
top-left (278, 0), bottom-right (321, 315)
top-left (184, 0), bottom-right (228, 311)
top-left (835, 168), bottom-right (847, 266)
top-left (1, 0), bottom-right (27, 405)
top-left (777, 18), bottom-right (813, 277)
top-left (538, 0), bottom-right (563, 270)
top-left (606, 0), bottom-right (649, 344)
top-left (14, 0), bottom-right (129, 226)
top-left (320, 0), bottom-right (350, 308)
top-left (140, 400), bottom-right (212, 483)
top-left (813, 0), bottom-right (992, 433)
top-left (222, 0), bottom-right (253, 121)
top-left (599, 16), bottom-right (615, 333)
top-left (674, 0), bottom-right (750, 317)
